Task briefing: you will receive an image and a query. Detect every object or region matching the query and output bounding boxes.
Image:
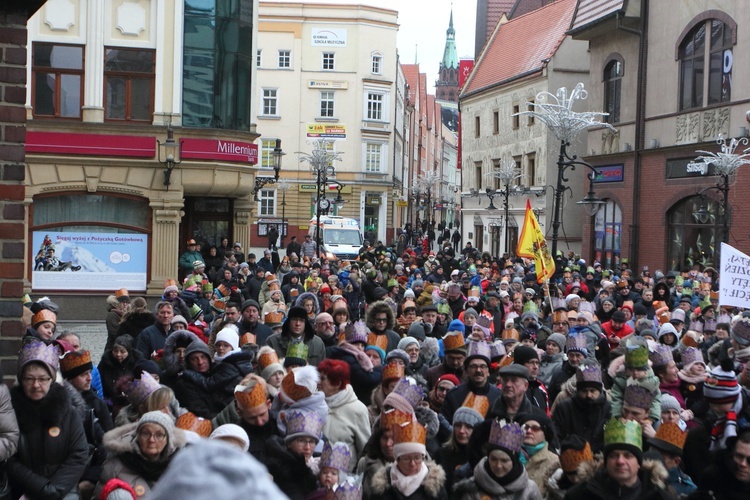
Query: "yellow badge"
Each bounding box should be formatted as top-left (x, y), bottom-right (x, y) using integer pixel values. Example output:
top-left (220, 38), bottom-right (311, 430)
top-left (135, 485), bottom-right (146, 496)
top-left (688, 384), bottom-right (696, 392)
top-left (48, 427), bottom-right (60, 437)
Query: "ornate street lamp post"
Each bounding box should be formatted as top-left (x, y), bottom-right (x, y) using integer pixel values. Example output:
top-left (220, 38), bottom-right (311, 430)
top-left (278, 179), bottom-right (290, 249)
top-left (492, 159), bottom-right (522, 255)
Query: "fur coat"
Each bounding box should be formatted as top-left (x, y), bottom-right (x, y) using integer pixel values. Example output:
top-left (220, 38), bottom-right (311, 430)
top-left (564, 457), bottom-right (674, 500)
top-left (453, 457), bottom-right (542, 500)
top-left (369, 461), bottom-right (448, 500)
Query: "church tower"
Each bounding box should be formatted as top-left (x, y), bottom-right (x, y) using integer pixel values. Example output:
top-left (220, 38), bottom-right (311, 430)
top-left (436, 8), bottom-right (459, 102)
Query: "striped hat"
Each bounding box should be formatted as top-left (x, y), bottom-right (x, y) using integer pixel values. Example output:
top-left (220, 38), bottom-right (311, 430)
top-left (703, 360), bottom-right (741, 404)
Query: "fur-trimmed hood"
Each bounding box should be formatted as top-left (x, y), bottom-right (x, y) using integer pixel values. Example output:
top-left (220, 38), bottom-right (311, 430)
top-left (366, 300), bottom-right (396, 331)
top-left (370, 461), bottom-right (446, 498)
top-left (576, 456), bottom-right (669, 495)
top-left (11, 383), bottom-right (74, 430)
top-left (163, 330), bottom-right (202, 375)
top-left (103, 420), bottom-right (187, 459)
top-left (414, 405), bottom-right (440, 440)
top-left (295, 292), bottom-right (321, 316)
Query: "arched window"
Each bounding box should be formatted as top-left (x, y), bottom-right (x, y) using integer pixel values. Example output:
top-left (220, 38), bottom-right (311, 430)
top-left (603, 58), bottom-right (623, 124)
top-left (592, 199), bottom-right (622, 270)
top-left (667, 196), bottom-right (725, 271)
top-left (679, 17), bottom-right (734, 110)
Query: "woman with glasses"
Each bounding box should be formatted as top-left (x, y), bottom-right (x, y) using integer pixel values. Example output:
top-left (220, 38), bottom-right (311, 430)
top-left (9, 341), bottom-right (88, 499)
top-left (265, 409), bottom-right (322, 499)
top-left (513, 413), bottom-right (560, 497)
top-left (95, 411), bottom-right (186, 497)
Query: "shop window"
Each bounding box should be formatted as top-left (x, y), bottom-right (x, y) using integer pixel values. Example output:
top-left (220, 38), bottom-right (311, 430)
top-left (667, 195), bottom-right (724, 270)
top-left (592, 199), bottom-right (622, 270)
top-left (32, 43), bottom-right (84, 118)
top-left (603, 57), bottom-right (623, 123)
top-left (33, 194), bottom-right (149, 230)
top-left (104, 47), bottom-right (155, 122)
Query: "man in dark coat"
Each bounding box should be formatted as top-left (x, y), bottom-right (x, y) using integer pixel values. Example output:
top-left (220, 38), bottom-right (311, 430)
top-left (689, 430), bottom-right (750, 499)
top-left (237, 300), bottom-right (274, 347)
top-left (134, 301), bottom-right (174, 358)
top-left (285, 235), bottom-right (301, 259)
top-left (441, 342), bottom-right (501, 423)
top-left (364, 301), bottom-right (401, 353)
top-left (266, 306), bottom-right (326, 367)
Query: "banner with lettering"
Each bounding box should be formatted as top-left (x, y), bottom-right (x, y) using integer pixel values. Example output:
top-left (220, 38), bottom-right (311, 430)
top-left (719, 242), bottom-right (750, 309)
top-left (32, 231), bottom-right (148, 291)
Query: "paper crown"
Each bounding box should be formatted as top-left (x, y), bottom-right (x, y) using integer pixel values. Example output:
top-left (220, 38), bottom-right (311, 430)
top-left (264, 311), bottom-right (285, 325)
top-left (390, 378), bottom-right (424, 409)
top-left (551, 310), bottom-right (568, 324)
top-left (649, 344), bottom-right (674, 367)
top-left (680, 347), bottom-right (705, 367)
top-left (604, 418), bottom-right (642, 451)
top-left (461, 393), bottom-right (489, 418)
top-left (286, 342), bottom-right (309, 361)
top-left (623, 382), bottom-right (658, 410)
top-left (289, 288), bottom-right (300, 297)
top-left (393, 420), bottom-right (426, 445)
top-left (265, 274), bottom-right (277, 282)
top-left (125, 371), bottom-right (161, 405)
top-left (367, 332), bottom-right (389, 351)
top-left (202, 282), bottom-right (213, 292)
top-left (476, 315), bottom-right (491, 329)
top-left (333, 479), bottom-right (363, 500)
top-left (402, 300), bottom-right (417, 311)
top-left (489, 341), bottom-right (506, 359)
top-left (281, 365), bottom-right (318, 402)
top-left (443, 331), bottom-right (467, 352)
top-left (560, 440), bottom-right (593, 473)
top-left (211, 298), bottom-right (227, 312)
top-left (649, 421), bottom-right (687, 455)
top-left (31, 309), bottom-right (57, 326)
top-left (578, 301), bottom-right (596, 314)
top-left (625, 344), bottom-right (649, 369)
top-left (381, 362), bottom-right (405, 382)
top-left (175, 412), bottom-right (212, 437)
top-left (215, 284), bottom-right (231, 298)
top-left (502, 328), bottom-right (520, 343)
top-left (345, 321), bottom-right (369, 344)
top-left (115, 288), bottom-right (130, 300)
top-left (269, 283), bottom-right (281, 292)
top-left (380, 407), bottom-right (414, 429)
top-left (257, 347), bottom-right (280, 370)
top-left (565, 334), bottom-right (587, 353)
top-left (468, 288), bottom-right (481, 298)
top-left (576, 363), bottom-right (602, 386)
top-left (59, 350), bottom-right (93, 378)
top-left (239, 332), bottom-right (257, 346)
top-left (189, 304), bottom-right (203, 320)
top-left (235, 380), bottom-right (268, 410)
top-left (285, 409), bottom-right (324, 441)
top-left (551, 297), bottom-right (568, 311)
top-left (466, 341), bottom-right (491, 362)
top-left (489, 419), bottom-right (524, 452)
top-left (18, 339), bottom-right (60, 375)
top-left (319, 441), bottom-right (351, 472)
top-left (163, 278), bottom-right (178, 288)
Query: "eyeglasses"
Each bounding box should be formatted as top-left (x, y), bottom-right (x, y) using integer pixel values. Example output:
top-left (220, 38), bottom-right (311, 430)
top-left (22, 376), bottom-right (52, 385)
top-left (138, 431), bottom-right (167, 442)
top-left (295, 438), bottom-right (317, 446)
top-left (436, 386), bottom-right (450, 393)
top-left (734, 452), bottom-right (750, 465)
top-left (374, 317), bottom-right (388, 323)
top-left (523, 424), bottom-right (544, 433)
top-left (467, 364), bottom-right (488, 371)
top-left (397, 455), bottom-right (424, 463)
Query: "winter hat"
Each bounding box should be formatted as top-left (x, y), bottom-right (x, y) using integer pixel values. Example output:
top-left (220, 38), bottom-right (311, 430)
top-left (436, 373), bottom-right (460, 388)
top-left (137, 411), bottom-right (177, 456)
top-left (397, 336), bottom-right (420, 352)
top-left (513, 346), bottom-right (539, 366)
top-left (612, 310), bottom-right (627, 323)
top-left (280, 365), bottom-right (319, 403)
top-left (453, 393), bottom-right (489, 428)
top-left (407, 322), bottom-right (427, 342)
top-left (99, 478), bottom-right (137, 500)
top-left (113, 334), bottom-right (135, 353)
top-left (731, 316), bottom-right (750, 347)
top-left (633, 303), bottom-right (648, 317)
top-left (403, 289), bottom-right (416, 299)
top-left (515, 411), bottom-right (557, 445)
top-left (240, 299), bottom-right (261, 313)
top-left (215, 328), bottom-right (240, 351)
top-left (463, 308), bottom-right (478, 320)
top-left (364, 345), bottom-right (385, 364)
top-left (385, 349), bottom-right (410, 366)
top-left (546, 333), bottom-right (566, 352)
top-left (164, 285), bottom-right (179, 294)
top-left (133, 359), bottom-right (162, 380)
top-left (59, 350), bottom-right (93, 380)
top-left (185, 341), bottom-right (211, 363)
top-left (703, 359), bottom-right (741, 404)
top-left (210, 424), bottom-right (250, 452)
top-left (448, 319), bottom-right (466, 336)
top-left (560, 435), bottom-right (593, 473)
top-left (659, 393), bottom-right (682, 414)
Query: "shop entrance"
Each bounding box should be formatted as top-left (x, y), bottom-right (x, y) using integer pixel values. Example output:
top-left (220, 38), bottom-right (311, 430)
top-left (181, 197), bottom-right (233, 258)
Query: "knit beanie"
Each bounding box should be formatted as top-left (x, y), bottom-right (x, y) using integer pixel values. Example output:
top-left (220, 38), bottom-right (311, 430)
top-left (364, 345), bottom-right (386, 365)
top-left (513, 346), bottom-right (539, 366)
top-left (448, 319), bottom-right (466, 335)
top-left (99, 478), bottom-right (137, 500)
top-left (407, 322), bottom-right (427, 342)
top-left (210, 424), bottom-right (250, 452)
top-left (137, 411), bottom-right (177, 456)
top-left (216, 328), bottom-right (240, 351)
top-left (463, 308), bottom-right (478, 320)
top-left (453, 407), bottom-right (484, 428)
top-left (397, 337), bottom-right (420, 352)
top-left (703, 359), bottom-right (741, 404)
top-left (546, 333), bottom-right (566, 353)
top-left (385, 349), bottom-right (410, 366)
top-left (404, 289), bottom-right (416, 299)
top-left (113, 334), bottom-right (135, 353)
top-left (659, 393), bottom-right (682, 414)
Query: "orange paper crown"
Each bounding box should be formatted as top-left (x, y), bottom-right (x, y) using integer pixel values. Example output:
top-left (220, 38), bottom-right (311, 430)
top-left (393, 420), bottom-right (426, 445)
top-left (650, 421), bottom-right (687, 454)
top-left (257, 348), bottom-right (280, 369)
top-left (380, 408), bottom-right (413, 429)
top-left (176, 412), bottom-right (213, 437)
top-left (381, 362), bottom-right (405, 383)
top-left (266, 274), bottom-right (277, 282)
top-left (502, 328), bottom-right (520, 342)
top-left (59, 350), bottom-right (92, 377)
top-left (402, 300), bottom-right (417, 311)
top-left (164, 278), bottom-right (178, 288)
top-left (32, 309), bottom-right (57, 327)
top-left (461, 393), bottom-right (489, 418)
top-left (443, 332), bottom-right (466, 351)
top-left (560, 441), bottom-right (593, 473)
top-left (265, 311), bottom-right (285, 324)
top-left (234, 380), bottom-right (268, 410)
top-left (551, 310), bottom-right (568, 324)
top-left (115, 288), bottom-right (129, 299)
top-left (290, 288), bottom-right (299, 297)
top-left (239, 332), bottom-right (256, 346)
top-left (269, 283), bottom-right (281, 292)
top-left (367, 332), bottom-right (389, 351)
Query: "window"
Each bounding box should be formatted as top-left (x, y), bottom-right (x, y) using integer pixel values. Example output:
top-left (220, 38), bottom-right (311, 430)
top-left (667, 196), bottom-right (724, 271)
top-left (474, 116), bottom-right (481, 137)
top-left (365, 143), bottom-right (382, 172)
top-left (256, 50), bottom-right (261, 67)
top-left (512, 104), bottom-right (520, 129)
top-left (474, 161), bottom-right (482, 191)
top-left (371, 54), bottom-right (382, 74)
top-left (593, 199), bottom-right (622, 270)
top-left (604, 59), bottom-right (623, 123)
top-left (527, 153), bottom-right (536, 186)
top-left (262, 89), bottom-right (278, 116)
top-left (492, 159), bottom-right (502, 190)
top-left (512, 155), bottom-right (522, 187)
top-left (32, 43), bottom-right (84, 118)
top-left (259, 138), bottom-right (278, 168)
top-left (258, 189), bottom-right (277, 216)
top-left (278, 50), bottom-right (290, 68)
top-left (322, 52), bottom-right (335, 70)
top-left (527, 100), bottom-right (535, 125)
top-left (493, 111), bottom-right (499, 134)
top-left (104, 47), bottom-right (155, 122)
top-left (366, 92), bottom-right (384, 121)
top-left (679, 18), bottom-right (734, 110)
top-left (320, 91), bottom-right (334, 118)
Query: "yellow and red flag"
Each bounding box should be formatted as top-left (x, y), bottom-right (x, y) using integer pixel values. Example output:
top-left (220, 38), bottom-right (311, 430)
top-left (516, 200), bottom-right (555, 284)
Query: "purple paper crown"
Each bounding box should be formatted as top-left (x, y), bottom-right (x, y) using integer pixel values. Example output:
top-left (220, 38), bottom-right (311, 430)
top-left (466, 340), bottom-right (491, 362)
top-left (702, 319), bottom-right (717, 333)
top-left (623, 383), bottom-right (657, 410)
top-left (489, 419), bottom-right (524, 452)
top-left (565, 334), bottom-right (587, 353)
top-left (489, 341), bottom-right (506, 359)
top-left (732, 316), bottom-right (750, 346)
top-left (476, 315), bottom-right (491, 328)
top-left (334, 480), bottom-right (363, 500)
top-left (125, 371), bottom-right (161, 405)
top-left (551, 297), bottom-right (568, 311)
top-left (576, 363), bottom-right (602, 385)
top-left (285, 409), bottom-right (324, 440)
top-left (319, 441), bottom-right (351, 472)
top-left (681, 347), bottom-right (705, 367)
top-left (391, 378), bottom-right (424, 409)
top-left (578, 301), bottom-right (596, 314)
top-left (18, 339), bottom-right (60, 375)
top-left (649, 344), bottom-right (674, 367)
top-left (344, 321), bottom-right (369, 344)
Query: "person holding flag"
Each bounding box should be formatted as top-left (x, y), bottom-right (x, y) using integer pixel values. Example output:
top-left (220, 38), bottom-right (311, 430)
top-left (516, 199), bottom-right (556, 288)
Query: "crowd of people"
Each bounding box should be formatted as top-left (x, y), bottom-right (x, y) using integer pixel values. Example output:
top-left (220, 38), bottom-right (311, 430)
top-left (11, 234), bottom-right (750, 499)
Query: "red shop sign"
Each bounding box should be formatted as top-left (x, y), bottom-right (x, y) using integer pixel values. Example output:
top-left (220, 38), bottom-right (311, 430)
top-left (181, 138), bottom-right (258, 165)
top-left (26, 131), bottom-right (155, 158)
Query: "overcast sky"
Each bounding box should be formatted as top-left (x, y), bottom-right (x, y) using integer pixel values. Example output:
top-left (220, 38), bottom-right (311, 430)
top-left (288, 0), bottom-right (478, 93)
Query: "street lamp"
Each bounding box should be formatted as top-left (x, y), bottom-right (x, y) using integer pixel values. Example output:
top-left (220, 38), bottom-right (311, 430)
top-left (298, 140), bottom-right (344, 257)
top-left (278, 179), bottom-right (291, 249)
top-left (252, 138), bottom-right (284, 201)
top-left (157, 124), bottom-right (182, 188)
top-left (412, 169), bottom-right (441, 230)
top-left (691, 135), bottom-right (750, 244)
top-left (492, 159), bottom-right (522, 255)
top-left (516, 83), bottom-right (613, 257)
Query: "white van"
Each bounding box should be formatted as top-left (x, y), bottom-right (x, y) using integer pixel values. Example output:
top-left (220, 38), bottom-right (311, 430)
top-left (308, 216), bottom-right (363, 260)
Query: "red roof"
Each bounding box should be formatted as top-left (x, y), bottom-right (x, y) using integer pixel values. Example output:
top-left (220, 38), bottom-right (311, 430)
top-left (463, 0), bottom-right (578, 97)
top-left (427, 94), bottom-right (435, 129)
top-left (401, 64), bottom-right (420, 105)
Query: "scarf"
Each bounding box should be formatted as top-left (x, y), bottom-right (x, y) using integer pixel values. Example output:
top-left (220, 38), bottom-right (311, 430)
top-left (678, 369), bottom-right (707, 385)
top-left (710, 396), bottom-right (743, 451)
top-left (325, 385), bottom-right (352, 409)
top-left (118, 451), bottom-right (172, 482)
top-left (390, 462), bottom-right (428, 497)
top-left (213, 347), bottom-right (241, 363)
top-left (519, 442), bottom-right (546, 466)
top-left (483, 453), bottom-right (524, 486)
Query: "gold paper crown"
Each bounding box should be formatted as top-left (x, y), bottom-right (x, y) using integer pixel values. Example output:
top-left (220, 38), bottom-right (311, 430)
top-left (381, 362), bottom-right (405, 382)
top-left (560, 441), bottom-right (593, 473)
top-left (115, 288), bottom-right (129, 299)
top-left (468, 288), bottom-right (481, 298)
top-left (651, 421), bottom-right (687, 452)
top-left (551, 310), bottom-right (568, 324)
top-left (265, 274), bottom-right (277, 282)
top-left (380, 408), bottom-right (413, 429)
top-left (265, 311), bottom-right (285, 324)
top-left (461, 393), bottom-right (489, 418)
top-left (443, 332), bottom-right (466, 351)
top-left (710, 290), bottom-right (719, 300)
top-left (164, 278), bottom-right (178, 288)
top-left (367, 332), bottom-right (389, 351)
top-left (502, 328), bottom-right (520, 342)
top-left (59, 350), bottom-right (92, 376)
top-left (239, 332), bottom-right (256, 346)
top-left (604, 418), bottom-right (642, 451)
top-left (235, 380), bottom-right (268, 410)
top-left (257, 347), bottom-right (280, 369)
top-left (290, 288), bottom-right (299, 297)
top-left (32, 309), bottom-right (57, 326)
top-left (281, 369), bottom-right (313, 401)
top-left (269, 283), bottom-right (281, 292)
top-left (176, 412), bottom-right (213, 437)
top-left (392, 420), bottom-right (426, 445)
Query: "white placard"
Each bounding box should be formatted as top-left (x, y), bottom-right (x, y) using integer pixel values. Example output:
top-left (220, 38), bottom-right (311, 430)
top-left (719, 242), bottom-right (750, 309)
top-left (311, 28), bottom-right (347, 47)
